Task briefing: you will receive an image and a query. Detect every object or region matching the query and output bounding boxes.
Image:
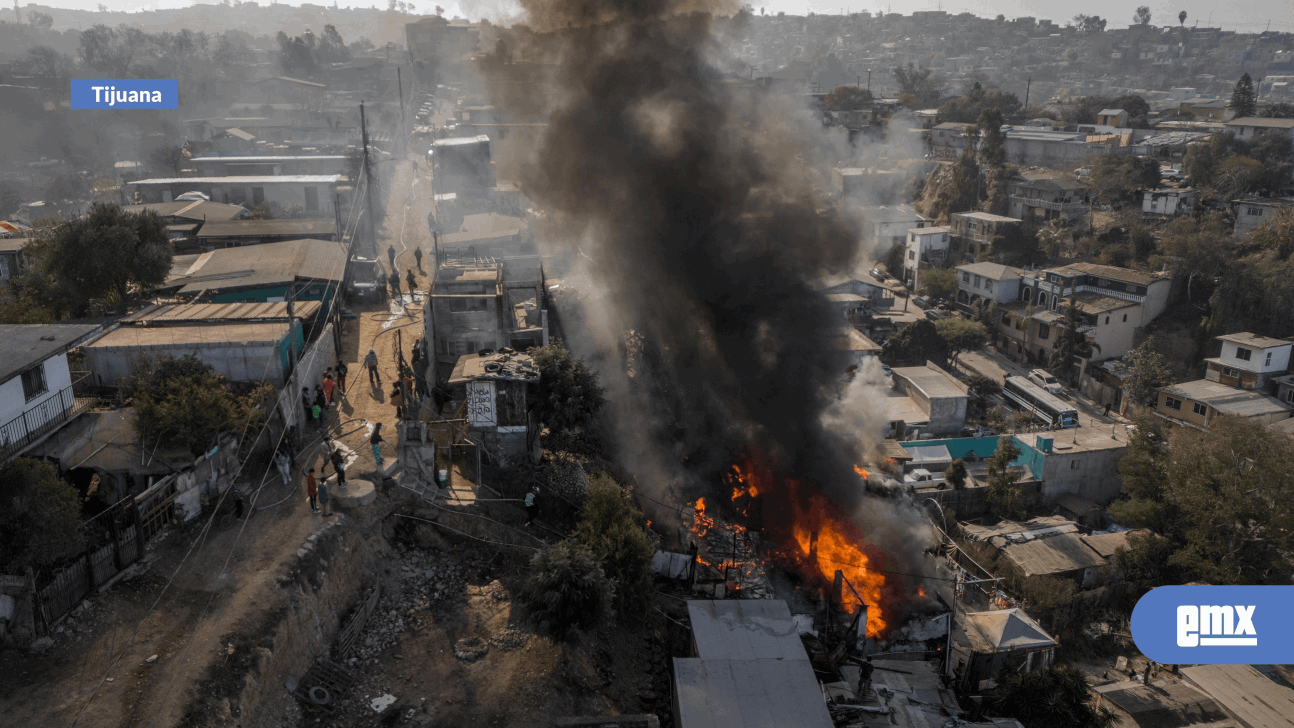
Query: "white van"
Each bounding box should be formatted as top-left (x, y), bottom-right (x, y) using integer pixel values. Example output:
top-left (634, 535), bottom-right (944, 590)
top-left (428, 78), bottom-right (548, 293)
top-left (1028, 368), bottom-right (1063, 394)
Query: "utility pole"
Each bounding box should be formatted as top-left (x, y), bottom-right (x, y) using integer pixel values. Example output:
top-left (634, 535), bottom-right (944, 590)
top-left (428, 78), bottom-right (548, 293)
top-left (286, 286), bottom-right (298, 376)
top-left (397, 67), bottom-right (406, 156)
top-left (360, 101), bottom-right (378, 259)
top-left (867, 69), bottom-right (872, 93)
top-left (1024, 78), bottom-right (1031, 110)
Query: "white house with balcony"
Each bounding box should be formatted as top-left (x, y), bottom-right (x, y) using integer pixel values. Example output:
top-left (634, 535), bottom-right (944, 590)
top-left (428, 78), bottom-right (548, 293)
top-left (1203, 332), bottom-right (1291, 391)
top-left (902, 225), bottom-right (952, 291)
top-left (1, 324), bottom-right (101, 464)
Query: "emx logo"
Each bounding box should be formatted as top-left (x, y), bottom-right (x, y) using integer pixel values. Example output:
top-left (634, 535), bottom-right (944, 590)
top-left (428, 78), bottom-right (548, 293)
top-left (1177, 605), bottom-right (1257, 647)
top-left (1133, 586), bottom-right (1291, 664)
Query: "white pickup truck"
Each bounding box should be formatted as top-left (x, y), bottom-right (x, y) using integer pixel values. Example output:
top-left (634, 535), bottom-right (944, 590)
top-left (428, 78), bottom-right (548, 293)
top-left (903, 468), bottom-right (945, 486)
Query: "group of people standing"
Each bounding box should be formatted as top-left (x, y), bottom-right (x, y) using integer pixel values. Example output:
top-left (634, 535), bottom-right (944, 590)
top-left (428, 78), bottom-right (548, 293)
top-left (301, 359), bottom-right (350, 431)
top-left (385, 245), bottom-right (425, 301)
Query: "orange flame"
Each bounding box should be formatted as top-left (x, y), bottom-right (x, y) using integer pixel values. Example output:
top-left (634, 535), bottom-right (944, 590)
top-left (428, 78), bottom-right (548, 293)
top-left (726, 464), bottom-right (760, 517)
top-left (692, 497), bottom-right (714, 538)
top-left (854, 465), bottom-right (869, 479)
top-left (732, 453), bottom-right (888, 637)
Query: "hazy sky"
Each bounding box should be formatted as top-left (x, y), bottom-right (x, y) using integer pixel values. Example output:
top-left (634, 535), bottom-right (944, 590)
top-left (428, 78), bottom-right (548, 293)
top-left (35, 0), bottom-right (1294, 32)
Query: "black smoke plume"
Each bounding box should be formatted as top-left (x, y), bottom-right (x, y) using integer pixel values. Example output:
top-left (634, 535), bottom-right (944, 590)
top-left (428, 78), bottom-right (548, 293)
top-left (486, 0), bottom-right (933, 599)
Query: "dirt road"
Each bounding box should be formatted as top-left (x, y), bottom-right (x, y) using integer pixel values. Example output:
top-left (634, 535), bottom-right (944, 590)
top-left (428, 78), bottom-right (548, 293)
top-left (0, 155), bottom-right (437, 728)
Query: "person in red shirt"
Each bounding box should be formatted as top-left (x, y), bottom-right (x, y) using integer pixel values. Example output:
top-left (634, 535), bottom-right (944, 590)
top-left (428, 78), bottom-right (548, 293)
top-left (306, 469), bottom-right (319, 514)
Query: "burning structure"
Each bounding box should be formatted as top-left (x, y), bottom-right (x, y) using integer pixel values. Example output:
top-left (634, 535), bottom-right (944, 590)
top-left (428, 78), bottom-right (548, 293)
top-left (485, 0), bottom-right (939, 667)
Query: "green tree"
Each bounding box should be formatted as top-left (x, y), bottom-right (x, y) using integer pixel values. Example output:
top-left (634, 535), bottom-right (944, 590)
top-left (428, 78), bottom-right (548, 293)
top-left (1178, 10), bottom-right (1187, 25)
top-left (935, 318), bottom-right (988, 367)
top-left (1133, 6), bottom-right (1151, 25)
top-left (131, 354), bottom-right (262, 457)
top-left (880, 318), bottom-right (948, 367)
top-left (1153, 213), bottom-right (1231, 302)
top-left (966, 373), bottom-right (1002, 420)
top-left (17, 203), bottom-right (173, 319)
top-left (1047, 298), bottom-right (1091, 382)
top-left (574, 474), bottom-right (655, 616)
top-left (1070, 14), bottom-right (1108, 33)
top-left (989, 663), bottom-right (1118, 728)
top-left (1121, 337), bottom-right (1174, 407)
top-left (1111, 530), bottom-right (1175, 585)
top-left (529, 340), bottom-right (607, 457)
top-left (1231, 73), bottom-right (1257, 118)
top-left (1249, 208), bottom-right (1294, 260)
top-left (1261, 102), bottom-right (1294, 119)
top-left (944, 458), bottom-right (967, 489)
top-left (824, 84), bottom-right (873, 110)
top-left (919, 268), bottom-right (958, 301)
top-left (985, 436), bottom-right (1025, 520)
top-left (1109, 415), bottom-right (1294, 584)
top-left (0, 458), bottom-right (84, 573)
top-left (939, 85), bottom-right (1021, 125)
top-left (520, 540), bottom-right (614, 638)
top-left (978, 107), bottom-right (1007, 167)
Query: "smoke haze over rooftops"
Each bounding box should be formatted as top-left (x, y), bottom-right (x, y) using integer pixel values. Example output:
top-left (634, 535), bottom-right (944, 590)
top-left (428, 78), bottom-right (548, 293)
top-left (485, 0), bottom-right (935, 588)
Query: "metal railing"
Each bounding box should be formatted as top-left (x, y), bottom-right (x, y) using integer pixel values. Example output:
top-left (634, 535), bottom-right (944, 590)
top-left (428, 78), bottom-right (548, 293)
top-left (0, 378), bottom-right (94, 464)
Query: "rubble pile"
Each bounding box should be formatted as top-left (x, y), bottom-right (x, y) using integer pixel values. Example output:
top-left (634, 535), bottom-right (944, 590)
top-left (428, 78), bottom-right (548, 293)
top-left (488, 628), bottom-right (528, 652)
top-left (353, 548), bottom-right (467, 662)
top-left (546, 454), bottom-right (589, 502)
top-left (686, 503), bottom-right (774, 599)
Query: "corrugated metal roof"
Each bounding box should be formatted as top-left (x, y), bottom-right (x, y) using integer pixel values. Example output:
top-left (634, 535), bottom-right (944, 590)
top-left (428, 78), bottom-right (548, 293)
top-left (1163, 379), bottom-right (1294, 417)
top-left (673, 659), bottom-right (833, 728)
top-left (686, 600), bottom-right (806, 662)
top-left (122, 201), bottom-right (248, 223)
top-left (124, 301), bottom-right (322, 324)
top-left (86, 322), bottom-right (291, 348)
top-left (130, 175), bottom-right (343, 185)
top-left (1181, 665), bottom-right (1294, 727)
top-left (196, 218), bottom-right (336, 238)
top-left (190, 156), bottom-right (346, 163)
top-left (164, 238), bottom-right (346, 294)
top-left (1001, 531), bottom-right (1108, 576)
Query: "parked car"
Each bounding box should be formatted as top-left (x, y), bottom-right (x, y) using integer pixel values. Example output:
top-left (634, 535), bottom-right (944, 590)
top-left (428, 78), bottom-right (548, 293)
top-left (1027, 368), bottom-right (1063, 394)
top-left (1160, 168), bottom-right (1184, 182)
top-left (1074, 167), bottom-right (1092, 178)
top-left (925, 308), bottom-right (947, 321)
top-left (870, 267), bottom-right (891, 281)
top-left (911, 295), bottom-right (931, 310)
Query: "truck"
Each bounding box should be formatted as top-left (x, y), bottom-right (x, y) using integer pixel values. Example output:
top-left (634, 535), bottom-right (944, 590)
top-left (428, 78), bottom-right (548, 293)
top-left (346, 256), bottom-right (385, 303)
top-left (903, 468), bottom-right (946, 486)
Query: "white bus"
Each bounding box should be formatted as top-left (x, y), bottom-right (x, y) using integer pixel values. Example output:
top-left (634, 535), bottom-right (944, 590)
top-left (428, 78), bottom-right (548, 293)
top-left (1003, 375), bottom-right (1079, 428)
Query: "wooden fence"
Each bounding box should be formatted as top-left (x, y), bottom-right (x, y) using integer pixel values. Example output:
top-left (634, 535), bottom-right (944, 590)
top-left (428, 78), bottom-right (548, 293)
top-left (34, 499), bottom-right (144, 630)
top-left (336, 584), bottom-right (382, 659)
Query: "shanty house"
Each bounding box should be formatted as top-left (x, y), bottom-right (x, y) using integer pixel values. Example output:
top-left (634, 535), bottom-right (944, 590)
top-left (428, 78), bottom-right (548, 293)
top-left (949, 212), bottom-right (1021, 261)
top-left (1142, 188), bottom-right (1195, 216)
top-left (189, 155), bottom-right (348, 177)
top-left (674, 600), bottom-right (833, 728)
top-left (160, 238), bottom-right (347, 305)
top-left (129, 176), bottom-right (343, 216)
top-left (951, 608), bottom-right (1057, 691)
top-left (1180, 664), bottom-right (1294, 728)
top-left (1155, 379), bottom-right (1293, 430)
top-left (447, 350), bottom-right (539, 461)
top-left (425, 257), bottom-right (547, 370)
top-left (194, 218), bottom-right (338, 251)
top-left (0, 324), bottom-right (101, 464)
top-left (122, 200), bottom-right (249, 247)
top-left (1232, 196), bottom-right (1294, 240)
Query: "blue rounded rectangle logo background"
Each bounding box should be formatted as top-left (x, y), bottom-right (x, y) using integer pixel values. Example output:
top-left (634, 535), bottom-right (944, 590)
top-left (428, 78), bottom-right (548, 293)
top-left (71, 79), bottom-right (179, 109)
top-left (1131, 585), bottom-right (1294, 664)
